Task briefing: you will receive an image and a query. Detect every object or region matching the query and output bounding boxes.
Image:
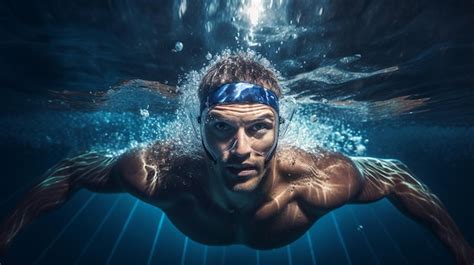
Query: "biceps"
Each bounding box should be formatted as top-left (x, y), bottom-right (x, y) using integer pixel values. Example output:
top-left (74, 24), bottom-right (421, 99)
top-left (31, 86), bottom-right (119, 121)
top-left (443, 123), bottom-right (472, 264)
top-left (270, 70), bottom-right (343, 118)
top-left (351, 157), bottom-right (415, 203)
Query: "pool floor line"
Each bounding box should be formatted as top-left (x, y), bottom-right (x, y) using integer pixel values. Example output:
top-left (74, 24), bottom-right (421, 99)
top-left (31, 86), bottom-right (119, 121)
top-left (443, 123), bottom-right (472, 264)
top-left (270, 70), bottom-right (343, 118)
top-left (105, 199), bottom-right (139, 265)
top-left (73, 196), bottom-right (121, 265)
top-left (256, 250), bottom-right (260, 265)
top-left (221, 246), bottom-right (227, 265)
top-left (331, 212), bottom-right (353, 265)
top-left (286, 245), bottom-right (293, 265)
top-left (348, 207), bottom-right (381, 265)
top-left (147, 212), bottom-right (166, 265)
top-left (33, 193), bottom-right (97, 265)
top-left (180, 236), bottom-right (189, 265)
top-left (370, 208), bottom-right (410, 265)
top-left (202, 245), bottom-right (208, 265)
top-left (305, 231), bottom-right (317, 265)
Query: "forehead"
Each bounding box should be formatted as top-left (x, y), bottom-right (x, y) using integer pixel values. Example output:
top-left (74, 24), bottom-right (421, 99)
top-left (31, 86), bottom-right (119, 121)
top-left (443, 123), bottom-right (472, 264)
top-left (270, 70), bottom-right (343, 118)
top-left (207, 104), bottom-right (276, 121)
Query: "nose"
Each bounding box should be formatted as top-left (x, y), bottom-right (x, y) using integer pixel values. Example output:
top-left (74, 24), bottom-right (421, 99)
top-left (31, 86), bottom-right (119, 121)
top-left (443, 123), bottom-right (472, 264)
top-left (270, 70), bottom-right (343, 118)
top-left (229, 128), bottom-right (252, 157)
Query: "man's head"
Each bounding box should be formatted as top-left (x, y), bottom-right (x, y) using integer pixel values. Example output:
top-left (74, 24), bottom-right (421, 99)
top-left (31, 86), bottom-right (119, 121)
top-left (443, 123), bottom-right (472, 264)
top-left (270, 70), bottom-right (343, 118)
top-left (198, 55), bottom-right (282, 193)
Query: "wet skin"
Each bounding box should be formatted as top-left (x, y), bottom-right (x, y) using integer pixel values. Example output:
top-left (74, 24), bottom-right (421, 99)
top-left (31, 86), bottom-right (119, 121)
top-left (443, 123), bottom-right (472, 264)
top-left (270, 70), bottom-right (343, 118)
top-left (1, 104), bottom-right (473, 263)
top-left (116, 104), bottom-right (363, 249)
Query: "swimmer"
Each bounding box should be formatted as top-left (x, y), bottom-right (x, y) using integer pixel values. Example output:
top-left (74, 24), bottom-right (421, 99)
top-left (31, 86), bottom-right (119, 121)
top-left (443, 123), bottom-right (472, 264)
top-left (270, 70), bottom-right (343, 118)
top-left (1, 55), bottom-right (473, 264)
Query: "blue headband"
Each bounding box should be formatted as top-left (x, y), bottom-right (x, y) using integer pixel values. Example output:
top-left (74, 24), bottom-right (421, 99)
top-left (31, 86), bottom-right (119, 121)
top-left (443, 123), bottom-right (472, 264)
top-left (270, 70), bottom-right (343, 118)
top-left (202, 82), bottom-right (279, 113)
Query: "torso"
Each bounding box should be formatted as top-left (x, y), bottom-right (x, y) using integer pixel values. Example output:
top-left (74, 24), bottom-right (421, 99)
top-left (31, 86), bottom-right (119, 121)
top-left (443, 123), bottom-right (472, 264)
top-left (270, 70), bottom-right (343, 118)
top-left (119, 144), bottom-right (362, 249)
top-left (163, 181), bottom-right (320, 249)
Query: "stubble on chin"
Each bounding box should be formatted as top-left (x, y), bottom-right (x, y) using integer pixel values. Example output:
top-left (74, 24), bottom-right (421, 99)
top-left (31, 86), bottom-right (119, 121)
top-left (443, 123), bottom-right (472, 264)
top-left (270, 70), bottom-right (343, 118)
top-left (228, 172), bottom-right (265, 192)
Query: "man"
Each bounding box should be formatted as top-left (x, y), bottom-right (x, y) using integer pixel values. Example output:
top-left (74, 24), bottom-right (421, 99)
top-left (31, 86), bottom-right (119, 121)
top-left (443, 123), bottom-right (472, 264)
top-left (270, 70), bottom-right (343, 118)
top-left (1, 55), bottom-right (473, 264)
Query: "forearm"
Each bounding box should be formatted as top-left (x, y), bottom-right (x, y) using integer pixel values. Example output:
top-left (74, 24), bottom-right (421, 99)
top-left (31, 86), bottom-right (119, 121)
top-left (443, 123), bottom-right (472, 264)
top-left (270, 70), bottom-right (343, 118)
top-left (0, 152), bottom-right (120, 253)
top-left (389, 179), bottom-right (472, 263)
top-left (352, 157), bottom-right (473, 264)
top-left (0, 177), bottom-right (70, 250)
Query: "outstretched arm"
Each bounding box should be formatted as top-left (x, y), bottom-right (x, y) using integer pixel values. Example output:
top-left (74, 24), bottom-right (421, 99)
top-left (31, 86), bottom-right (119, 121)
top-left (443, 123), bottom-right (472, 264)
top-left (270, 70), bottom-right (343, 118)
top-left (351, 157), bottom-right (474, 265)
top-left (0, 151), bottom-right (122, 255)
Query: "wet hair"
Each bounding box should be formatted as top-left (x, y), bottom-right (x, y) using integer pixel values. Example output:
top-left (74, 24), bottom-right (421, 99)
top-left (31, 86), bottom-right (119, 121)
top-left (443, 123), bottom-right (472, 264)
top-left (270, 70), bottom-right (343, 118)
top-left (198, 54), bottom-right (282, 106)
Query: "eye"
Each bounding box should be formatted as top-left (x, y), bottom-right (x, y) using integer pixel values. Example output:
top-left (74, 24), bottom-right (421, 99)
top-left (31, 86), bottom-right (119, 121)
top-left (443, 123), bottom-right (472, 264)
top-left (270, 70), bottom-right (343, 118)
top-left (214, 122), bottom-right (231, 131)
top-left (250, 123), bottom-right (269, 132)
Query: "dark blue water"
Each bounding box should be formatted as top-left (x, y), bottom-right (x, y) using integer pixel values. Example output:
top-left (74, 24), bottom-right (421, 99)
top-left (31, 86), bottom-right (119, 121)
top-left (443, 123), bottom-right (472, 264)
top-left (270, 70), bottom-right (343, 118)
top-left (1, 0), bottom-right (473, 264)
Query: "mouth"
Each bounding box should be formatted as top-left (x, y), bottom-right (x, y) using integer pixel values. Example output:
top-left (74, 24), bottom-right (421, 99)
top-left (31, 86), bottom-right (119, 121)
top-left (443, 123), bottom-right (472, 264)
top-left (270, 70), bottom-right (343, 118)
top-left (225, 164), bottom-right (258, 177)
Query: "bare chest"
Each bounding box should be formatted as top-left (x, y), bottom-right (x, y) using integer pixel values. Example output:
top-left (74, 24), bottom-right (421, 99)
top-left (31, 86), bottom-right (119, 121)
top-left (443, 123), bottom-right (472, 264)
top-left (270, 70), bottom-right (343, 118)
top-left (162, 193), bottom-right (320, 249)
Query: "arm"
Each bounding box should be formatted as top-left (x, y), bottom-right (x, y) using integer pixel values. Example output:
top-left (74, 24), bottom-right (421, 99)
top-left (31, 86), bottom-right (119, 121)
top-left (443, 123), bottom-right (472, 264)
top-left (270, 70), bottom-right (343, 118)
top-left (0, 141), bottom-right (195, 255)
top-left (0, 151), bottom-right (122, 255)
top-left (351, 157), bottom-right (474, 265)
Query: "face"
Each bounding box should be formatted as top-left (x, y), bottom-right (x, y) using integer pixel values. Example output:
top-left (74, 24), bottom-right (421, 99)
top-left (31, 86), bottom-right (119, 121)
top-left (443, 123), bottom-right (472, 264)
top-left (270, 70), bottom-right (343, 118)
top-left (201, 103), bottom-right (277, 192)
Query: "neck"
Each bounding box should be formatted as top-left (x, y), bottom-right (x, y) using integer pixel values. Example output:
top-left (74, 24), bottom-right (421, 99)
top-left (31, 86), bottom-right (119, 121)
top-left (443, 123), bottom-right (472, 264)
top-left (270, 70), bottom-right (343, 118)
top-left (203, 158), bottom-right (277, 215)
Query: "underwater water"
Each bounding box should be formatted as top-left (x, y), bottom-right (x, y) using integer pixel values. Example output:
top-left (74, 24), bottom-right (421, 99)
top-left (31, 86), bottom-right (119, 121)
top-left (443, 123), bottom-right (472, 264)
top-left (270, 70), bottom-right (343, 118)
top-left (0, 0), bottom-right (473, 264)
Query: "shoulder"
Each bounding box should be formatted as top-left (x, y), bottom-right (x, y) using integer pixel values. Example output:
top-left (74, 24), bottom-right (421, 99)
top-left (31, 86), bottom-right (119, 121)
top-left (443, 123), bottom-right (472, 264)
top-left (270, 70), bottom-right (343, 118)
top-left (275, 146), bottom-right (360, 183)
top-left (274, 146), bottom-right (363, 208)
top-left (116, 141), bottom-right (206, 199)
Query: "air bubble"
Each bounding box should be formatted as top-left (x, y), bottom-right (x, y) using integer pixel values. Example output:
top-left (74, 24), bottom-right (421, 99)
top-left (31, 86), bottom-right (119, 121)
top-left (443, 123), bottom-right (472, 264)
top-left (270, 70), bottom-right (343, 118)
top-left (172, 41), bottom-right (184, 52)
top-left (140, 109), bottom-right (150, 118)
